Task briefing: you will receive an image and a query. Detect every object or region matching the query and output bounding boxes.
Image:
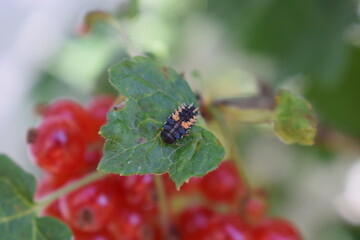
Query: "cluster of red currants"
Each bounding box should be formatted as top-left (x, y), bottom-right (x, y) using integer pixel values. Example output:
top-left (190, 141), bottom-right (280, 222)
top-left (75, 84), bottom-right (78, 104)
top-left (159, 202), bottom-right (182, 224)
top-left (163, 161), bottom-right (302, 240)
top-left (28, 97), bottom-right (302, 240)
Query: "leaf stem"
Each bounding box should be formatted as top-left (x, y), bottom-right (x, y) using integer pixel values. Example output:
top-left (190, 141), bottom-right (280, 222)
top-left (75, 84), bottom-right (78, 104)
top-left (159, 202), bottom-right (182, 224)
top-left (84, 11), bottom-right (144, 57)
top-left (154, 175), bottom-right (170, 239)
top-left (217, 106), bottom-right (274, 123)
top-left (35, 171), bottom-right (106, 213)
top-left (105, 16), bottom-right (144, 57)
top-left (213, 80), bottom-right (275, 109)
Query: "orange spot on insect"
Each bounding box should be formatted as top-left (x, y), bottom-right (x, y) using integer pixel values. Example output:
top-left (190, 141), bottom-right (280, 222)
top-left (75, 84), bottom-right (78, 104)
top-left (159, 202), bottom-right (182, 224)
top-left (190, 117), bottom-right (197, 123)
top-left (181, 121), bottom-right (190, 129)
top-left (172, 113), bottom-right (180, 121)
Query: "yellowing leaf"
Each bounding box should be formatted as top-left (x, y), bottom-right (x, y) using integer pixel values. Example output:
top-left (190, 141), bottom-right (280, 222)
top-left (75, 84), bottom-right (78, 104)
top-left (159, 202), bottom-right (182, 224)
top-left (274, 90), bottom-right (317, 145)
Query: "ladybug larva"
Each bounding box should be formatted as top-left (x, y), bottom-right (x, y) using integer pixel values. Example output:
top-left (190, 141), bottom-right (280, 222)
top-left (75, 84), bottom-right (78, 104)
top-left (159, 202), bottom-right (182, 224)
top-left (160, 103), bottom-right (199, 144)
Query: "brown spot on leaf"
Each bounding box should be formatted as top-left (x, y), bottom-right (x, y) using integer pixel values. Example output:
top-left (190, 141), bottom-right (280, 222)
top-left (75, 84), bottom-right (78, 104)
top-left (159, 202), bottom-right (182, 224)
top-left (15, 204), bottom-right (26, 212)
top-left (136, 137), bottom-right (145, 144)
top-left (161, 66), bottom-right (169, 78)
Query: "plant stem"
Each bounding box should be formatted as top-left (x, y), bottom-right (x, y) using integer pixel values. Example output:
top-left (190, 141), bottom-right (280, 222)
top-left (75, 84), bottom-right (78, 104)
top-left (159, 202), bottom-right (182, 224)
top-left (106, 17), bottom-right (144, 57)
top-left (84, 11), bottom-right (144, 57)
top-left (209, 106), bottom-right (251, 192)
top-left (213, 80), bottom-right (276, 109)
top-left (217, 106), bottom-right (274, 123)
top-left (35, 171), bottom-right (106, 213)
top-left (154, 175), bottom-right (169, 239)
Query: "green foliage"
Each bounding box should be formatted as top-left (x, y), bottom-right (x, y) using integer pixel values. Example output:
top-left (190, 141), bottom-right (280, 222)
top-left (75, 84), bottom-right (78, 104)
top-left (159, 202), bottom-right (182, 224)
top-left (306, 45), bottom-right (360, 139)
top-left (117, 0), bottom-right (139, 19)
top-left (0, 154), bottom-right (72, 240)
top-left (274, 90), bottom-right (317, 145)
top-left (242, 0), bottom-right (356, 79)
top-left (207, 0), bottom-right (357, 80)
top-left (98, 57), bottom-right (225, 188)
top-left (207, 0), bottom-right (360, 139)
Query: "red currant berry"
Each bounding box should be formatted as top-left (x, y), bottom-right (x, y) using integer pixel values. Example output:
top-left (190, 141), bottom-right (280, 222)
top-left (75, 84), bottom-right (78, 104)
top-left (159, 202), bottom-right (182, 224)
top-left (42, 99), bottom-right (90, 132)
top-left (73, 229), bottom-right (115, 240)
top-left (200, 161), bottom-right (246, 203)
top-left (198, 214), bottom-right (252, 240)
top-left (122, 175), bottom-right (158, 216)
top-left (35, 172), bottom-right (87, 200)
top-left (35, 174), bottom-right (63, 200)
top-left (43, 201), bottom-right (64, 221)
top-left (180, 177), bottom-right (202, 192)
top-left (108, 207), bottom-right (157, 240)
top-left (103, 173), bottom-right (126, 201)
top-left (104, 173), bottom-right (125, 186)
top-left (253, 218), bottom-right (302, 240)
top-left (35, 174), bottom-right (85, 220)
top-left (162, 173), bottom-right (202, 197)
top-left (29, 117), bottom-right (86, 174)
top-left (35, 175), bottom-right (64, 218)
top-left (243, 189), bottom-right (268, 225)
top-left (58, 178), bottom-right (116, 232)
top-left (178, 206), bottom-right (215, 239)
top-left (84, 140), bottom-right (104, 171)
top-left (86, 95), bottom-right (116, 142)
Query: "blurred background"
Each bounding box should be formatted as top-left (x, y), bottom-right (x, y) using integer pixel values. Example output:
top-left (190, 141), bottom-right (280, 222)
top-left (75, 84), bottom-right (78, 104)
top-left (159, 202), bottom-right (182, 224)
top-left (0, 0), bottom-right (359, 239)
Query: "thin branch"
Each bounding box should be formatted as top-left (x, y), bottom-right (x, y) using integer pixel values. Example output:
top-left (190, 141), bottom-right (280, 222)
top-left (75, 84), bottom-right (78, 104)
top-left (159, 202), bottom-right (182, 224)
top-left (82, 11), bottom-right (144, 57)
top-left (213, 80), bottom-right (276, 109)
top-left (106, 17), bottom-right (144, 57)
top-left (154, 175), bottom-right (170, 239)
top-left (36, 171), bottom-right (106, 213)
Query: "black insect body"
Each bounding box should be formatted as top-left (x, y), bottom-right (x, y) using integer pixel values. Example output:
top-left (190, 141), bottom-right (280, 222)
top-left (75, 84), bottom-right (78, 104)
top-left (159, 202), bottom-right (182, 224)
top-left (160, 104), bottom-right (199, 144)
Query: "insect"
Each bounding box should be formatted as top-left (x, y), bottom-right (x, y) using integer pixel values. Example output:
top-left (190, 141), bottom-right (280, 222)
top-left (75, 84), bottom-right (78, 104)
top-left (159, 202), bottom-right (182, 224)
top-left (160, 103), bottom-right (199, 144)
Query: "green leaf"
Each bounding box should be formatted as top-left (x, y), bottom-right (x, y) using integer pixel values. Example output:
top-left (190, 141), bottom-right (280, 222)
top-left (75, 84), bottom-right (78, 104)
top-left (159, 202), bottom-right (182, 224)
top-left (306, 45), bottom-right (360, 140)
top-left (206, 0), bottom-right (360, 139)
top-left (0, 154), bottom-right (72, 240)
top-left (207, 0), bottom-right (357, 83)
top-left (274, 90), bottom-right (317, 145)
top-left (98, 57), bottom-right (225, 188)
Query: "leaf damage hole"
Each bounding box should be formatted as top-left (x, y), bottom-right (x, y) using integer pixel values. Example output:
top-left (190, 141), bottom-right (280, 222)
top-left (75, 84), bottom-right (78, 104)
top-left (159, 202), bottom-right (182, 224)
top-left (113, 101), bottom-right (126, 111)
